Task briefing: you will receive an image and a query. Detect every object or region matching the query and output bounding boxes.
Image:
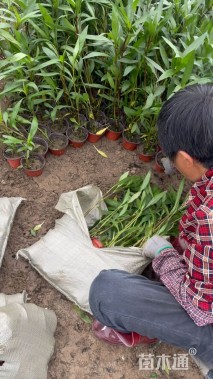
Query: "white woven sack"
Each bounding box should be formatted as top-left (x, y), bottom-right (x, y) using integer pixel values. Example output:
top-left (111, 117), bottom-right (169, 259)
top-left (0, 292), bottom-right (27, 307)
top-left (0, 197), bottom-right (23, 267)
top-left (0, 303), bottom-right (57, 379)
top-left (18, 185), bottom-right (150, 313)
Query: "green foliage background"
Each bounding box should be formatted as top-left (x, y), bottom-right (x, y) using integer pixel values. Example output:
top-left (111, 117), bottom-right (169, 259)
top-left (0, 0), bottom-right (212, 143)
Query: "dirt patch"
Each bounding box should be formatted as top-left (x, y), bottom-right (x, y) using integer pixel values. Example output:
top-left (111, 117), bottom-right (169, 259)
top-left (0, 137), bottom-right (201, 379)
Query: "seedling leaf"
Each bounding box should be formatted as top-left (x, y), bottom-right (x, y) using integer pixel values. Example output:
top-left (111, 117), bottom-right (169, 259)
top-left (93, 145), bottom-right (108, 158)
top-left (96, 127), bottom-right (108, 135)
top-left (73, 305), bottom-right (92, 324)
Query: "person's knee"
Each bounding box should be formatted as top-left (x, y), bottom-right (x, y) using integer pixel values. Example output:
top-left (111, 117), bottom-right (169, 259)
top-left (89, 270), bottom-right (110, 315)
top-left (89, 269), bottom-right (126, 313)
top-left (89, 269), bottom-right (116, 300)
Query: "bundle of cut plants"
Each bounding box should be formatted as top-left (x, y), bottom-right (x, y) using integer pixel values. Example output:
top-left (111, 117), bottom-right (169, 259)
top-left (89, 171), bottom-right (185, 248)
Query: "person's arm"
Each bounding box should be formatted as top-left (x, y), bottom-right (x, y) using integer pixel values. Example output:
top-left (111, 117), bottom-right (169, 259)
top-left (143, 236), bottom-right (188, 302)
top-left (143, 206), bottom-right (213, 320)
top-left (152, 247), bottom-right (188, 299)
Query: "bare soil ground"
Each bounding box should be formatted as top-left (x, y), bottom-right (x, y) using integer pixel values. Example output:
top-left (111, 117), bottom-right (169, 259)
top-left (0, 137), bottom-right (202, 379)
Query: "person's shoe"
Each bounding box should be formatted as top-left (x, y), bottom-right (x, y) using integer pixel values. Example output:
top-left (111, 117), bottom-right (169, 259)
top-left (92, 319), bottom-right (158, 347)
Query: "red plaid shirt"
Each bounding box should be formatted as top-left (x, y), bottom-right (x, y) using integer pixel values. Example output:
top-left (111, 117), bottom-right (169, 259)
top-left (152, 169), bottom-right (213, 326)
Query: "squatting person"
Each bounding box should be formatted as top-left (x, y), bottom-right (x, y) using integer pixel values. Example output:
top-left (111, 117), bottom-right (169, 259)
top-left (89, 84), bottom-right (213, 379)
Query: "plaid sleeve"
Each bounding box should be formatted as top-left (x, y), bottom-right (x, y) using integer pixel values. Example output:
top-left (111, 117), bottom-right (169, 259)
top-left (152, 248), bottom-right (188, 298)
top-left (183, 205), bottom-right (213, 312)
top-left (152, 248), bottom-right (213, 325)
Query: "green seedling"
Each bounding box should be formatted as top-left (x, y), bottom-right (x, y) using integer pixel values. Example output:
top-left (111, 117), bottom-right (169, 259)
top-left (73, 305), bottom-right (92, 324)
top-left (89, 171), bottom-right (186, 247)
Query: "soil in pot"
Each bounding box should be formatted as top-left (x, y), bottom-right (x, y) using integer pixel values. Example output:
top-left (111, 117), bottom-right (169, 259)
top-left (21, 155), bottom-right (45, 177)
top-left (3, 149), bottom-right (24, 169)
top-left (66, 125), bottom-right (88, 148)
top-left (33, 137), bottom-right (48, 156)
top-left (87, 121), bottom-right (105, 143)
top-left (49, 133), bottom-right (68, 156)
top-left (105, 119), bottom-right (124, 141)
top-left (122, 130), bottom-right (140, 151)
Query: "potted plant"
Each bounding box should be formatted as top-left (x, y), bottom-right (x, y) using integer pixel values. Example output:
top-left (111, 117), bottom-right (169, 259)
top-left (3, 142), bottom-right (24, 169)
top-left (35, 122), bottom-right (51, 141)
top-left (122, 121), bottom-right (141, 151)
top-left (46, 107), bottom-right (69, 135)
top-left (48, 133), bottom-right (68, 156)
top-left (1, 110), bottom-right (38, 168)
top-left (20, 117), bottom-right (46, 177)
top-left (138, 144), bottom-right (155, 162)
top-left (138, 127), bottom-right (157, 162)
top-left (66, 122), bottom-right (88, 148)
top-left (32, 137), bottom-right (48, 156)
top-left (154, 151), bottom-right (165, 173)
top-left (1, 107), bottom-right (30, 169)
top-left (105, 118), bottom-right (124, 141)
top-left (87, 120), bottom-right (106, 143)
top-left (50, 118), bottom-right (68, 134)
top-left (21, 154), bottom-right (46, 177)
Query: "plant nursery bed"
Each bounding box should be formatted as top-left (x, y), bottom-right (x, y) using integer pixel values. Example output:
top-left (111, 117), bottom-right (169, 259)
top-left (0, 138), bottom-right (200, 379)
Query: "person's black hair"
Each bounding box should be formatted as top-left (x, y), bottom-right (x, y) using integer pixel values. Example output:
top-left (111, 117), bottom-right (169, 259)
top-left (157, 84), bottom-right (213, 168)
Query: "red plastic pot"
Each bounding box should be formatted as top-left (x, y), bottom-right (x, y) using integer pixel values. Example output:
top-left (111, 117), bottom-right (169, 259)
top-left (105, 118), bottom-right (123, 141)
top-left (3, 150), bottom-right (24, 169)
top-left (87, 121), bottom-right (105, 143)
top-left (154, 151), bottom-right (165, 173)
top-left (87, 132), bottom-right (102, 143)
top-left (105, 129), bottom-right (122, 141)
top-left (91, 238), bottom-right (104, 248)
top-left (122, 138), bottom-right (139, 151)
top-left (21, 155), bottom-right (45, 177)
top-left (71, 140), bottom-right (85, 148)
top-left (66, 126), bottom-right (88, 148)
top-left (138, 152), bottom-right (154, 162)
top-left (122, 131), bottom-right (140, 151)
top-left (49, 133), bottom-right (68, 156)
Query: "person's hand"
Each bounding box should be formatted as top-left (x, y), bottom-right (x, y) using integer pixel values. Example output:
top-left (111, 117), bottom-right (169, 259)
top-left (178, 236), bottom-right (188, 250)
top-left (143, 235), bottom-right (173, 259)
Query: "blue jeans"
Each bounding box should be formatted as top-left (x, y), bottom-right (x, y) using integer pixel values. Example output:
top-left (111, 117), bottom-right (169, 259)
top-left (89, 269), bottom-right (213, 366)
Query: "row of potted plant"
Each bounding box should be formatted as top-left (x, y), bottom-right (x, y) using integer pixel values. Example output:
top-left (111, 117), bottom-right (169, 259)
top-left (0, 98), bottom-right (168, 177)
top-left (0, 0), bottom-right (211, 166)
top-left (2, 126), bottom-right (166, 177)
